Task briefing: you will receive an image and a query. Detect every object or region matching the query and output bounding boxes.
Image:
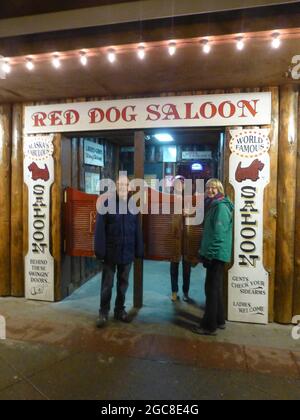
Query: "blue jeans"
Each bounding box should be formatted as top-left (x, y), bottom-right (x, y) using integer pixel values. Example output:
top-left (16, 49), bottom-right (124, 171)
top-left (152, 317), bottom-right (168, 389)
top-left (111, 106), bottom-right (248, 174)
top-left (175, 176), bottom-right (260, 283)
top-left (100, 262), bottom-right (132, 315)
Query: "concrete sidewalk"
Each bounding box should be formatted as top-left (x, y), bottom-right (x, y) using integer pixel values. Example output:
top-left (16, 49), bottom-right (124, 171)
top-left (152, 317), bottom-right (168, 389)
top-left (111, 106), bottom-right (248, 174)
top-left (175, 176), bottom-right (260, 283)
top-left (0, 261), bottom-right (300, 399)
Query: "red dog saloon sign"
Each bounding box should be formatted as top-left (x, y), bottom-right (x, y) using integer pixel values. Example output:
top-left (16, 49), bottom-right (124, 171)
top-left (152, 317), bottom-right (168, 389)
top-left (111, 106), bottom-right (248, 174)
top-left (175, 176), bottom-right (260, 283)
top-left (228, 129), bottom-right (270, 325)
top-left (24, 93), bottom-right (272, 133)
top-left (24, 135), bottom-right (55, 302)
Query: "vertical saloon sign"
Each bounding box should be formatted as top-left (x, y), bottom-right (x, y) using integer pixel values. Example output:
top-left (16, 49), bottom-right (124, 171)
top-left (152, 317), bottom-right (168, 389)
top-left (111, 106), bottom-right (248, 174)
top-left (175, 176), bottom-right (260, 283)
top-left (24, 135), bottom-right (55, 302)
top-left (228, 128), bottom-right (270, 325)
top-left (24, 93), bottom-right (271, 133)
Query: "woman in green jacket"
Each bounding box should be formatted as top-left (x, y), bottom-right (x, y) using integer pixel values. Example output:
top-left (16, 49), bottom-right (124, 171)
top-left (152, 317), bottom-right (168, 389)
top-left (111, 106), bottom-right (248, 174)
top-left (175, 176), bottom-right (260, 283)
top-left (194, 179), bottom-right (234, 336)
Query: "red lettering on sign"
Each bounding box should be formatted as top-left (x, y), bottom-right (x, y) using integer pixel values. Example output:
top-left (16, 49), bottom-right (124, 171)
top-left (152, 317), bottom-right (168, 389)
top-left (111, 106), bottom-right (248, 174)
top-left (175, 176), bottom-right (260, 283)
top-left (146, 104), bottom-right (161, 121)
top-left (32, 112), bottom-right (47, 127)
top-left (200, 102), bottom-right (217, 119)
top-left (122, 106), bottom-right (137, 122)
top-left (89, 108), bottom-right (105, 124)
top-left (49, 111), bottom-right (63, 126)
top-left (184, 103), bottom-right (199, 120)
top-left (219, 101), bottom-right (236, 119)
top-left (106, 107), bottom-right (121, 123)
top-left (64, 109), bottom-right (80, 125)
top-left (162, 104), bottom-right (182, 120)
top-left (237, 100), bottom-right (259, 117)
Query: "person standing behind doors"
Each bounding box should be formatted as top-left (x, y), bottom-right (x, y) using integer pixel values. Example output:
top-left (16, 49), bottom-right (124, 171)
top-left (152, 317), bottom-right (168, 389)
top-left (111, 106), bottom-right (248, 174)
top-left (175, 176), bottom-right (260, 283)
top-left (94, 175), bottom-right (144, 328)
top-left (170, 175), bottom-right (192, 303)
top-left (194, 179), bottom-right (233, 336)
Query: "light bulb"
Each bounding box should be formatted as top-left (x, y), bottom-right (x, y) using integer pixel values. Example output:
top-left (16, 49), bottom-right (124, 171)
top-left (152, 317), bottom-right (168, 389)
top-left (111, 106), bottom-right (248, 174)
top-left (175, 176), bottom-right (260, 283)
top-left (138, 46), bottom-right (145, 60)
top-left (202, 40), bottom-right (211, 54)
top-left (26, 58), bottom-right (34, 71)
top-left (272, 33), bottom-right (281, 49)
top-left (2, 61), bottom-right (11, 74)
top-left (80, 52), bottom-right (88, 66)
top-left (236, 38), bottom-right (245, 51)
top-left (52, 55), bottom-right (61, 69)
top-left (108, 50), bottom-right (116, 63)
top-left (168, 42), bottom-right (176, 56)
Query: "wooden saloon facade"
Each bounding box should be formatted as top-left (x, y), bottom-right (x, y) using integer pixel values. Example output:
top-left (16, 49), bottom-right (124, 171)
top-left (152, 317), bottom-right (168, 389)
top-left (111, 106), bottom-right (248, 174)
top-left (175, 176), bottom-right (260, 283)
top-left (0, 1), bottom-right (300, 325)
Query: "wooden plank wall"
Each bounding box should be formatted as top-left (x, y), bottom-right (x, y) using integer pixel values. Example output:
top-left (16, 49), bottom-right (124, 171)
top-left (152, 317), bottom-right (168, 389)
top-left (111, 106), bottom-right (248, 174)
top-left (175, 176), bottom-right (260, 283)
top-left (293, 90), bottom-right (300, 319)
top-left (11, 105), bottom-right (24, 296)
top-left (263, 87), bottom-right (279, 322)
top-left (0, 105), bottom-right (12, 296)
top-left (275, 85), bottom-right (299, 324)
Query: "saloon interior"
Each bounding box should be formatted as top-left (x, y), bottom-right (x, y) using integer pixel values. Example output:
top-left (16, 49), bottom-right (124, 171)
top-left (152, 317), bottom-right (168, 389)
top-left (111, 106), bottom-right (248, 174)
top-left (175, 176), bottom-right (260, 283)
top-left (59, 128), bottom-right (225, 325)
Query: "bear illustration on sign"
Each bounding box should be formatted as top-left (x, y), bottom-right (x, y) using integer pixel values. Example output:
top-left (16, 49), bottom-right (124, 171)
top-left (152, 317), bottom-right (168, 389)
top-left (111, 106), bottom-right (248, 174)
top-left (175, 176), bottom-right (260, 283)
top-left (235, 159), bottom-right (265, 183)
top-left (28, 162), bottom-right (50, 182)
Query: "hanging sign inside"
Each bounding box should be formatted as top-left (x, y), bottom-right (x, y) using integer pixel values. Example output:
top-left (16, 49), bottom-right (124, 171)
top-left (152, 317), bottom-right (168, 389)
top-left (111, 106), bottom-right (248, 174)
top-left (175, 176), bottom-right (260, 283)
top-left (228, 128), bottom-right (270, 325)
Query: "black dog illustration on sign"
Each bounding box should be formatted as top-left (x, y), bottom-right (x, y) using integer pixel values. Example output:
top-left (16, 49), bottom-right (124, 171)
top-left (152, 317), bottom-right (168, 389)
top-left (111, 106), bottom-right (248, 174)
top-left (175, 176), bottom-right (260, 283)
top-left (235, 159), bottom-right (264, 183)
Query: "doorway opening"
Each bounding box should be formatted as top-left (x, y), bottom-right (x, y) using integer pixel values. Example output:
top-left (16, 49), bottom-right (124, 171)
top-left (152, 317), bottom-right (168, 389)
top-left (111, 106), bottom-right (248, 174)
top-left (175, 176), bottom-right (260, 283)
top-left (60, 127), bottom-right (225, 325)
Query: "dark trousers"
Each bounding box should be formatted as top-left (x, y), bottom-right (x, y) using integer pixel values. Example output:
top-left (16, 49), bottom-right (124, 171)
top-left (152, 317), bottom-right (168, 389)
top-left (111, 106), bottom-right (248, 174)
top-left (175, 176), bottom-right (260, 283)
top-left (170, 261), bottom-right (191, 295)
top-left (100, 262), bottom-right (132, 315)
top-left (202, 260), bottom-right (226, 332)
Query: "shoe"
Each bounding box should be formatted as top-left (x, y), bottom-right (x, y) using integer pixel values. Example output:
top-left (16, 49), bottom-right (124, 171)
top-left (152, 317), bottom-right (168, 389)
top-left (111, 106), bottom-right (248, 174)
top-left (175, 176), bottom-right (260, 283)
top-left (114, 309), bottom-right (131, 323)
top-left (218, 324), bottom-right (226, 330)
top-left (171, 293), bottom-right (180, 302)
top-left (96, 314), bottom-right (108, 329)
top-left (183, 294), bottom-right (192, 303)
top-left (192, 326), bottom-right (217, 336)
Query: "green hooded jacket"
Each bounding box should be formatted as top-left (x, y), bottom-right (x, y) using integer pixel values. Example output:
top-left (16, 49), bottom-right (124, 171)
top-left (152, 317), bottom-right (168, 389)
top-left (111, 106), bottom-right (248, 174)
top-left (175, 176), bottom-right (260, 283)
top-left (200, 196), bottom-right (234, 263)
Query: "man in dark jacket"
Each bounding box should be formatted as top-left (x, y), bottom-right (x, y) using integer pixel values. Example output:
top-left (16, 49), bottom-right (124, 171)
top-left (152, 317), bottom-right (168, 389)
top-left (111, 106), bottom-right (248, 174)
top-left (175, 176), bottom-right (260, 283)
top-left (94, 175), bottom-right (144, 328)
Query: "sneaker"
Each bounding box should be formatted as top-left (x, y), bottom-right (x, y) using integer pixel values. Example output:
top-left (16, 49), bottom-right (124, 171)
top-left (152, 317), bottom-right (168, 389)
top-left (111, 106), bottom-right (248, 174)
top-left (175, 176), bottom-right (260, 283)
top-left (192, 326), bottom-right (217, 336)
top-left (96, 314), bottom-right (108, 329)
top-left (171, 292), bottom-right (180, 302)
top-left (114, 310), bottom-right (131, 323)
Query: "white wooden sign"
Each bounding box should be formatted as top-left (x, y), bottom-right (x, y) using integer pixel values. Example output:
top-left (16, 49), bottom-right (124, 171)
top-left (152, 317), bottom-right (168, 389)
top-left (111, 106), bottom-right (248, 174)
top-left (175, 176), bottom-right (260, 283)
top-left (84, 140), bottom-right (104, 167)
top-left (24, 134), bottom-right (55, 302)
top-left (228, 128), bottom-right (270, 325)
top-left (24, 93), bottom-right (272, 133)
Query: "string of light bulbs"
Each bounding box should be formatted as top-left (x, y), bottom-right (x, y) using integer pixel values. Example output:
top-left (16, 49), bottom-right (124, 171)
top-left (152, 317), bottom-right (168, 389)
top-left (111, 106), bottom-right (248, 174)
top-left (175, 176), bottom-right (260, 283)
top-left (0, 32), bottom-right (285, 75)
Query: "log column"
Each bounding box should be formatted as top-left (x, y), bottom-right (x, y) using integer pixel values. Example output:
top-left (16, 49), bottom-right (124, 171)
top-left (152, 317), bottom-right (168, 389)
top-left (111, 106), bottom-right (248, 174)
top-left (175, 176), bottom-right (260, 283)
top-left (294, 88), bottom-right (300, 317)
top-left (52, 134), bottom-right (62, 301)
top-left (275, 85), bottom-right (299, 323)
top-left (262, 87), bottom-right (279, 322)
top-left (134, 131), bottom-right (145, 308)
top-left (11, 104), bottom-right (24, 296)
top-left (0, 105), bottom-right (12, 296)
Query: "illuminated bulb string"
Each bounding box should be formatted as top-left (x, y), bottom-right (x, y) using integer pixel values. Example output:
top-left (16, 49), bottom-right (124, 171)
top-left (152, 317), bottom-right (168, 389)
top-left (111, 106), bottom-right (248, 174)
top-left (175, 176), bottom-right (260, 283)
top-left (0, 33), bottom-right (286, 75)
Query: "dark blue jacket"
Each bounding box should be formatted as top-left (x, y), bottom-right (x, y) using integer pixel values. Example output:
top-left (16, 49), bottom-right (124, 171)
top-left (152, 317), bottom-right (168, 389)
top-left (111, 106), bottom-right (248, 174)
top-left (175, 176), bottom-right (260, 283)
top-left (94, 197), bottom-right (144, 265)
